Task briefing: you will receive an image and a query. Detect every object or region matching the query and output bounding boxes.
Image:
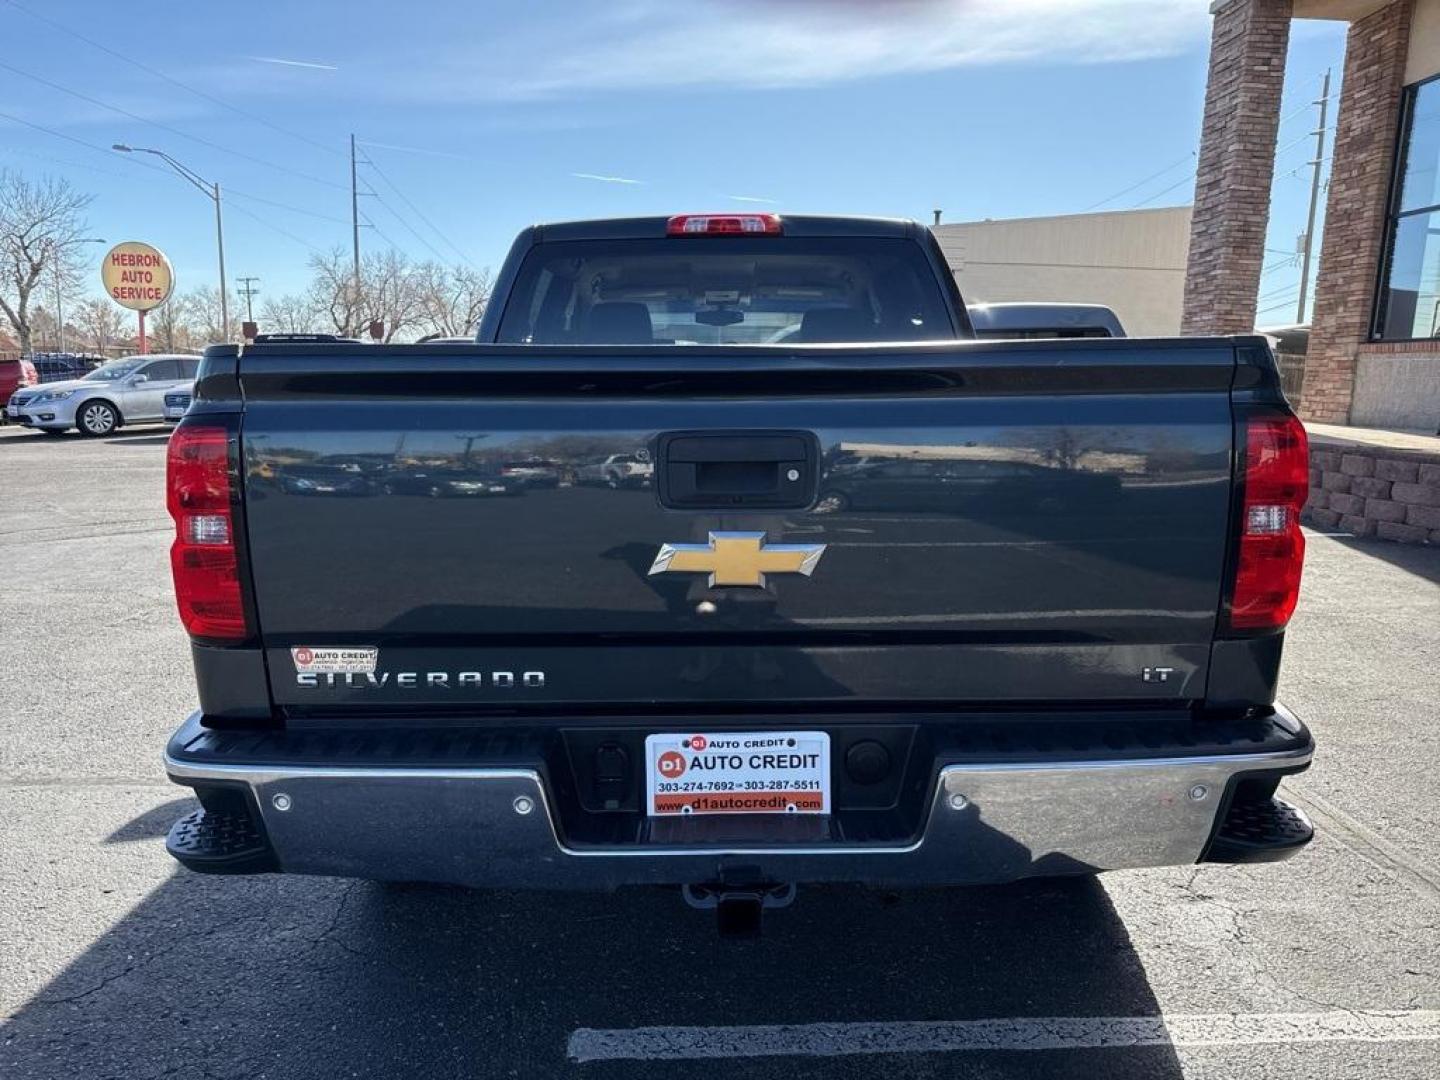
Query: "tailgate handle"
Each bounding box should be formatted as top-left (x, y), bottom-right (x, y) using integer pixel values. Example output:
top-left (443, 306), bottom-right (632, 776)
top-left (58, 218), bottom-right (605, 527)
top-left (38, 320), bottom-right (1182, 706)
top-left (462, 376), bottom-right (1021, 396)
top-left (656, 431), bottom-right (819, 509)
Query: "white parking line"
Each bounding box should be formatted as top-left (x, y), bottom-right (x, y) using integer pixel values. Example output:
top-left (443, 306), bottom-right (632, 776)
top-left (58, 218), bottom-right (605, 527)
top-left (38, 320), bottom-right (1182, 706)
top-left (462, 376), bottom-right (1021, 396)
top-left (568, 1010), bottom-right (1440, 1062)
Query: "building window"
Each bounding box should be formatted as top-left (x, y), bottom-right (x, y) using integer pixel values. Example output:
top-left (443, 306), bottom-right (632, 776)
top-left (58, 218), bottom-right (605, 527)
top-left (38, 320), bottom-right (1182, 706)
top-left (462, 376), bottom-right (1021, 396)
top-left (1377, 79), bottom-right (1440, 340)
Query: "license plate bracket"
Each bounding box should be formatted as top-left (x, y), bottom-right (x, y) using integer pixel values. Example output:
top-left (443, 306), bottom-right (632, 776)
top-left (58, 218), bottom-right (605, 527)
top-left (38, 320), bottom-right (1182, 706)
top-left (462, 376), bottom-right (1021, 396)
top-left (644, 731), bottom-right (831, 816)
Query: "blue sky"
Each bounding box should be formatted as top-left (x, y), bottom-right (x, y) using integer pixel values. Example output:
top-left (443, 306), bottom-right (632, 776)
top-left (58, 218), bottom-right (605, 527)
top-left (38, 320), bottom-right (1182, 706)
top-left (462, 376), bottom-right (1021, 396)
top-left (0, 0), bottom-right (1346, 319)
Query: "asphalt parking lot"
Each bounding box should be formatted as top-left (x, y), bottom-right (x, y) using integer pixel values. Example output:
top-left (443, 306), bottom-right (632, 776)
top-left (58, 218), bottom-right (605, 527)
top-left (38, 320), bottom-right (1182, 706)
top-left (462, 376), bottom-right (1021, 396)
top-left (2, 422), bottom-right (1438, 1080)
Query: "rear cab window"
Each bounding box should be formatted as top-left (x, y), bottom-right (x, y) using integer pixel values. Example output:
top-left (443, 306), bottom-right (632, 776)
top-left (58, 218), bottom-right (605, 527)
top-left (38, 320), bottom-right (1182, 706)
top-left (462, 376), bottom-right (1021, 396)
top-left (495, 237), bottom-right (954, 345)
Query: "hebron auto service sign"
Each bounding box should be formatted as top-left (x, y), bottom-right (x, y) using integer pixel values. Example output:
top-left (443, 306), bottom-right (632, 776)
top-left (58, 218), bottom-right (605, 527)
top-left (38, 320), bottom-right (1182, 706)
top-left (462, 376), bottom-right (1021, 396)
top-left (101, 241), bottom-right (173, 311)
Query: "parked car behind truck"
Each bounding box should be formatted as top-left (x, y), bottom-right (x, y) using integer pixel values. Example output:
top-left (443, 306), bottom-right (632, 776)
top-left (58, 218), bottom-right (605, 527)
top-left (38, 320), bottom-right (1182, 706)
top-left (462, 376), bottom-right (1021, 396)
top-left (162, 213), bottom-right (1313, 931)
top-left (0, 355), bottom-right (38, 422)
top-left (10, 353), bottom-right (199, 435)
top-left (163, 383), bottom-right (195, 424)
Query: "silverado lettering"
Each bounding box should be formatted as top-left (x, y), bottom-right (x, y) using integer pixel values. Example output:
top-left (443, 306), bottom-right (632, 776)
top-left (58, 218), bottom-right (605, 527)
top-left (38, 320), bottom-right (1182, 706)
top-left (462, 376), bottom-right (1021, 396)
top-left (294, 670), bottom-right (547, 689)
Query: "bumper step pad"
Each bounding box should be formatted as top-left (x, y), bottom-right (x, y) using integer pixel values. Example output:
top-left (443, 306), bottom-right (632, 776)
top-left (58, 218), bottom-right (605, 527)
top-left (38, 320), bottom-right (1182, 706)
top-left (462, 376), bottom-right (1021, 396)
top-left (166, 806), bottom-right (276, 875)
top-left (1205, 796), bottom-right (1313, 864)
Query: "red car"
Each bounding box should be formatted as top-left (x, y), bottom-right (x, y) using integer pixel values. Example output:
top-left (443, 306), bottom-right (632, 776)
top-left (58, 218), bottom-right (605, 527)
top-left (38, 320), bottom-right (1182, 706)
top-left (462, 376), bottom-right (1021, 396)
top-left (0, 355), bottom-right (38, 420)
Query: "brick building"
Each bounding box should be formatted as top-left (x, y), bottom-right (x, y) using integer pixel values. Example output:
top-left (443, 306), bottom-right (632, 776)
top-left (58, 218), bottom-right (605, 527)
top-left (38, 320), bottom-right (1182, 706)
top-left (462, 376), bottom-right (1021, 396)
top-left (1184, 0), bottom-right (1440, 434)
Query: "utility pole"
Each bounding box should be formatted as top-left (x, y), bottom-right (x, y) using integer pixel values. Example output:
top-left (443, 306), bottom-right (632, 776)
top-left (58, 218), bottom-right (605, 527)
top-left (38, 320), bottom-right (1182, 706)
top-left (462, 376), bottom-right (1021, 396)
top-left (350, 133), bottom-right (361, 329)
top-left (237, 276), bottom-right (260, 322)
top-left (1297, 68), bottom-right (1330, 325)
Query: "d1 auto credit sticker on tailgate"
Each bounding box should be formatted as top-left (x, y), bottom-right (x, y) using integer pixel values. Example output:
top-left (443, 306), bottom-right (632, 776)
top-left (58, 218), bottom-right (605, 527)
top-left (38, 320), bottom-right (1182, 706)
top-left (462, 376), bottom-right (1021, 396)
top-left (290, 646), bottom-right (378, 674)
top-left (644, 732), bottom-right (831, 815)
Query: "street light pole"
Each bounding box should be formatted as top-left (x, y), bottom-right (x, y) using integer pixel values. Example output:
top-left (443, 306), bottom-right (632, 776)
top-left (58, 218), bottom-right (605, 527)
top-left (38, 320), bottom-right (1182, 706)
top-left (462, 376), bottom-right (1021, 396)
top-left (214, 181), bottom-right (228, 335)
top-left (52, 261), bottom-right (62, 351)
top-left (112, 144), bottom-right (229, 339)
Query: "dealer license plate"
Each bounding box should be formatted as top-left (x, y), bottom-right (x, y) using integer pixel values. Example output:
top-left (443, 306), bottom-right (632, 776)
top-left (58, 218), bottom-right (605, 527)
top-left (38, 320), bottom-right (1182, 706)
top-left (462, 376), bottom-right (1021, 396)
top-left (644, 731), bottom-right (831, 816)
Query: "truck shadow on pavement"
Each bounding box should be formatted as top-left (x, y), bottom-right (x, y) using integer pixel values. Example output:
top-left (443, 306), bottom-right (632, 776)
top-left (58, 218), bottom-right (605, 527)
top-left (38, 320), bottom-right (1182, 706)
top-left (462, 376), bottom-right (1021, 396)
top-left (1323, 532), bottom-right (1440, 585)
top-left (2, 801), bottom-right (1186, 1080)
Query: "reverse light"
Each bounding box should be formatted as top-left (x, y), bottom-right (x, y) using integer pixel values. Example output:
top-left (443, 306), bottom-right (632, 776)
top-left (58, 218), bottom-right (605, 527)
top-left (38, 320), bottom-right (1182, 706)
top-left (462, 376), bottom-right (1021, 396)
top-left (666, 213), bottom-right (783, 236)
top-left (1226, 412), bottom-right (1309, 631)
top-left (167, 424), bottom-right (248, 640)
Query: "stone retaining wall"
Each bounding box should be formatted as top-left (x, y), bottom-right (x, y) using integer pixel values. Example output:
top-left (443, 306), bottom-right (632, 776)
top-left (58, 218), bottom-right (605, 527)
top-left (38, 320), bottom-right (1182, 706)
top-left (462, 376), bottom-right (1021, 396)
top-left (1304, 444), bottom-right (1440, 544)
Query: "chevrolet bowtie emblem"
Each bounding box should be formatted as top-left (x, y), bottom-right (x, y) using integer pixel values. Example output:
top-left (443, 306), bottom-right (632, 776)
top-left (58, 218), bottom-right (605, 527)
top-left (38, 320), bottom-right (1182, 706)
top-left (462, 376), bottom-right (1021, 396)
top-left (648, 531), bottom-right (826, 588)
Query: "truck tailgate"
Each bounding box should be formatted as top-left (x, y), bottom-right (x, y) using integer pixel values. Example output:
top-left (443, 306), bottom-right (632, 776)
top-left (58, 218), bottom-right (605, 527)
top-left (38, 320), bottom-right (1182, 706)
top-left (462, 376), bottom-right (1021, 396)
top-left (236, 341), bottom-right (1237, 711)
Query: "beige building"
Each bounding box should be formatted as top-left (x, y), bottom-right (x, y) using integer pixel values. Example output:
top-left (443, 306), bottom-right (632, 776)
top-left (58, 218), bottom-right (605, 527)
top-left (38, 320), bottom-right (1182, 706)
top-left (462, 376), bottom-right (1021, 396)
top-left (932, 205), bottom-right (1192, 337)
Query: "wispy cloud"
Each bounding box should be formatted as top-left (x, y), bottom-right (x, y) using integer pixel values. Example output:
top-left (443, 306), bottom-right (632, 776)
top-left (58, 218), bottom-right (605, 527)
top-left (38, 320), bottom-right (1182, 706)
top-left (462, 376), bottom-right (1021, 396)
top-left (727, 194), bottom-right (779, 204)
top-left (0, 95), bottom-right (211, 129)
top-left (359, 139), bottom-right (472, 160)
top-left (248, 56), bottom-right (338, 72)
top-left (571, 172), bottom-right (645, 185)
top-left (210, 1), bottom-right (1207, 107)
top-left (439, 0), bottom-right (1209, 100)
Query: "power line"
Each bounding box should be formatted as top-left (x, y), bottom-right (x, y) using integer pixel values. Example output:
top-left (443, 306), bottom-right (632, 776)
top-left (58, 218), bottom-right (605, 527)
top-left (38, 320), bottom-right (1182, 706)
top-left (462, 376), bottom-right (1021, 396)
top-left (351, 160), bottom-right (451, 264)
top-left (225, 188), bottom-right (351, 225)
top-left (1259, 282), bottom-right (1301, 303)
top-left (225, 200), bottom-right (327, 256)
top-left (1257, 299), bottom-right (1301, 316)
top-left (0, 105), bottom-right (334, 271)
top-left (1083, 152), bottom-right (1195, 212)
top-left (1275, 92), bottom-right (1333, 131)
top-left (0, 0), bottom-right (344, 160)
top-left (1132, 172), bottom-right (1196, 209)
top-left (367, 190), bottom-right (452, 263)
top-left (0, 143), bottom-right (145, 182)
top-left (0, 57), bottom-right (346, 191)
top-left (0, 107), bottom-right (178, 181)
top-left (360, 212), bottom-right (404, 253)
top-left (359, 148), bottom-right (475, 265)
top-left (0, 107), bottom-right (335, 238)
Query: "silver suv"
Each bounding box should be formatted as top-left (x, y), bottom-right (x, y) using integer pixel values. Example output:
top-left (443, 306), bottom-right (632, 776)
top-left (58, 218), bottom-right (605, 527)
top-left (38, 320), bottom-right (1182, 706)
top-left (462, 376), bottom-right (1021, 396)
top-left (9, 354), bottom-right (200, 436)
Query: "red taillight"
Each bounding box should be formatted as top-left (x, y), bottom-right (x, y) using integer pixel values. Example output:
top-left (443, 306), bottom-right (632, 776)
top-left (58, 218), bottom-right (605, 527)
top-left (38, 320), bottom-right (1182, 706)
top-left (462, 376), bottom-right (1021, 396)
top-left (1226, 412), bottom-right (1308, 631)
top-left (666, 213), bottom-right (782, 236)
top-left (167, 424), bottom-right (248, 640)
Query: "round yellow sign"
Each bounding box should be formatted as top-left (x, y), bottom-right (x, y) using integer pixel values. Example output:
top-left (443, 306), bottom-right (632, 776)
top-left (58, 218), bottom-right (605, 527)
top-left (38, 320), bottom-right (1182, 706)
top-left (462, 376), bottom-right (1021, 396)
top-left (100, 241), bottom-right (174, 312)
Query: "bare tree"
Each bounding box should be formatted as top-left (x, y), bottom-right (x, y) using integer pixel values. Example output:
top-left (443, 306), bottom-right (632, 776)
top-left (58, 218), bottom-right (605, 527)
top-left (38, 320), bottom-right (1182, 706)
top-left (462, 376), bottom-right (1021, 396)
top-left (147, 297), bottom-right (197, 353)
top-left (415, 263), bottom-right (491, 339)
top-left (361, 249), bottom-right (425, 342)
top-left (74, 297), bottom-right (129, 353)
top-left (181, 286), bottom-right (241, 345)
top-left (260, 292), bottom-right (317, 334)
top-left (0, 171), bottom-right (94, 358)
top-left (305, 247), bottom-right (425, 341)
top-left (306, 248), bottom-right (364, 337)
top-left (28, 304), bottom-right (58, 350)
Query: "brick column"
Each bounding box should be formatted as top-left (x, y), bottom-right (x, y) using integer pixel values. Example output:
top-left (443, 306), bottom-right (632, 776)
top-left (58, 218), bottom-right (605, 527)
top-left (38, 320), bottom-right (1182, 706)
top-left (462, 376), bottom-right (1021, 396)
top-left (1299, 0), bottom-right (1413, 424)
top-left (1181, 0), bottom-right (1293, 336)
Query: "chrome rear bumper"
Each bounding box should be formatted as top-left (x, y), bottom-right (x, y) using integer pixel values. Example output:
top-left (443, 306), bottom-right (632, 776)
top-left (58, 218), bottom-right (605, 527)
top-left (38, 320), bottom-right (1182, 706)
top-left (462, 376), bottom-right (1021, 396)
top-left (164, 710), bottom-right (1313, 889)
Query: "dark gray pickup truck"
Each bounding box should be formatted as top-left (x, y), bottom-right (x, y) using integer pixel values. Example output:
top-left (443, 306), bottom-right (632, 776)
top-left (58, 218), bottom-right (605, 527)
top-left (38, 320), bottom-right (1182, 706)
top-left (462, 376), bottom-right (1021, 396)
top-left (163, 213), bottom-right (1314, 927)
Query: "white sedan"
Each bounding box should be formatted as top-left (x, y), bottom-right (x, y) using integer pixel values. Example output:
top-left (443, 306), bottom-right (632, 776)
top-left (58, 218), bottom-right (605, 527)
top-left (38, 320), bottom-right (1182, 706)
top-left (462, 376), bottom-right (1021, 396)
top-left (12, 354), bottom-right (200, 436)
